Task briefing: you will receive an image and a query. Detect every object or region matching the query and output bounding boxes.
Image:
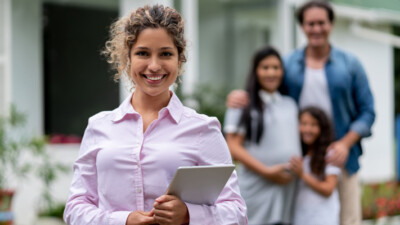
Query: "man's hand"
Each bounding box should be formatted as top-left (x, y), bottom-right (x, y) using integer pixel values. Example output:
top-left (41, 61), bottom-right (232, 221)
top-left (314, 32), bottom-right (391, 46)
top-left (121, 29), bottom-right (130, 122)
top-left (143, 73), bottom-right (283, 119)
top-left (326, 130), bottom-right (360, 167)
top-left (126, 211), bottom-right (156, 225)
top-left (153, 195), bottom-right (189, 225)
top-left (326, 140), bottom-right (350, 167)
top-left (226, 90), bottom-right (249, 108)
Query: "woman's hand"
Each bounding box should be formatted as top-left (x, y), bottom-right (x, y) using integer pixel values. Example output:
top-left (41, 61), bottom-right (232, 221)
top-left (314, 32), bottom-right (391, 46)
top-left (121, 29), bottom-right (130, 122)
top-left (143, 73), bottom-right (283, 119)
top-left (289, 156), bottom-right (303, 177)
top-left (263, 163), bottom-right (293, 185)
top-left (126, 211), bottom-right (156, 225)
top-left (152, 195), bottom-right (189, 225)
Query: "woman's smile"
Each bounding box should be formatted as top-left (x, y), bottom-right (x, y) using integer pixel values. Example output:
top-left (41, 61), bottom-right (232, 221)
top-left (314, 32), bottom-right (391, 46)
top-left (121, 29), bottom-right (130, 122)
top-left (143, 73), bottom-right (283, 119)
top-left (142, 74), bottom-right (167, 83)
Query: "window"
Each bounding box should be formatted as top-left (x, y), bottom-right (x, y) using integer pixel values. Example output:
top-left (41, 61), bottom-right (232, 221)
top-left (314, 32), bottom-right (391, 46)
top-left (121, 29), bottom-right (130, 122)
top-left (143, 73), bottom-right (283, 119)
top-left (43, 3), bottom-right (119, 142)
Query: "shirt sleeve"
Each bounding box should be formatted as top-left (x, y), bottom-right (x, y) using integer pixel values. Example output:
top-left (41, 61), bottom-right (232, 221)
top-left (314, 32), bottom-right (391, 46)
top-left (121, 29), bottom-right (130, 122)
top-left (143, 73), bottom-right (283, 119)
top-left (349, 56), bottom-right (375, 138)
top-left (325, 163), bottom-right (341, 176)
top-left (63, 121), bottom-right (131, 225)
top-left (223, 107), bottom-right (245, 135)
top-left (186, 117), bottom-right (248, 225)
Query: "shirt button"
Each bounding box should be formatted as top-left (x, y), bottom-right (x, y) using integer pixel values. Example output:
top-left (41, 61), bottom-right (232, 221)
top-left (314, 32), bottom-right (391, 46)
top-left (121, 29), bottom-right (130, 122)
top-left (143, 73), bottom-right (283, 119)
top-left (138, 188), bottom-right (142, 193)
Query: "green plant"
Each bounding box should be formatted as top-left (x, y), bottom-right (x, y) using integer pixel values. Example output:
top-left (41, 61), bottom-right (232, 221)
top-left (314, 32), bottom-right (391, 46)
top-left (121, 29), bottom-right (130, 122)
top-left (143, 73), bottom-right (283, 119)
top-left (38, 202), bottom-right (65, 219)
top-left (0, 105), bottom-right (68, 212)
top-left (176, 82), bottom-right (230, 125)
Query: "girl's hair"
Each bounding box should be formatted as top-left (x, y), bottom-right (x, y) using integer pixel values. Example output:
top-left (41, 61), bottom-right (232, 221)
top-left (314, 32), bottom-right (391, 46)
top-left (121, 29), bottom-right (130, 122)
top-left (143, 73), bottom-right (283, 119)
top-left (102, 4), bottom-right (186, 82)
top-left (296, 0), bottom-right (335, 25)
top-left (239, 46), bottom-right (287, 143)
top-left (299, 106), bottom-right (334, 178)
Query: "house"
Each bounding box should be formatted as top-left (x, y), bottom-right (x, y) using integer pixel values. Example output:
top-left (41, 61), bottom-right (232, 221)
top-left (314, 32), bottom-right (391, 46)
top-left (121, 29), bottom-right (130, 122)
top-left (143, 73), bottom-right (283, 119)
top-left (0, 0), bottom-right (397, 224)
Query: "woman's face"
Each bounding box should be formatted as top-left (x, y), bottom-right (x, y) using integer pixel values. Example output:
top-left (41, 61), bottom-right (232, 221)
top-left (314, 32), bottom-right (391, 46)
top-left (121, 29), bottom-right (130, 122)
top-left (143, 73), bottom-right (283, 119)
top-left (301, 7), bottom-right (332, 49)
top-left (256, 55), bottom-right (283, 93)
top-left (299, 112), bottom-right (321, 146)
top-left (129, 28), bottom-right (179, 98)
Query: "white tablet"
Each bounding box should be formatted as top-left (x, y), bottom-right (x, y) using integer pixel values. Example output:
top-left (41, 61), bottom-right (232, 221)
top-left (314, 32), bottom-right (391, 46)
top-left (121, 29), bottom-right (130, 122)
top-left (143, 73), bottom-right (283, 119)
top-left (165, 165), bottom-right (236, 205)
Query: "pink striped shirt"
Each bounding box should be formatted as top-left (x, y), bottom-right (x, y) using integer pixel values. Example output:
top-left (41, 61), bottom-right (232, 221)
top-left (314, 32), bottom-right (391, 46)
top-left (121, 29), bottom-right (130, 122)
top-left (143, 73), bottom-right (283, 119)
top-left (64, 92), bottom-right (247, 225)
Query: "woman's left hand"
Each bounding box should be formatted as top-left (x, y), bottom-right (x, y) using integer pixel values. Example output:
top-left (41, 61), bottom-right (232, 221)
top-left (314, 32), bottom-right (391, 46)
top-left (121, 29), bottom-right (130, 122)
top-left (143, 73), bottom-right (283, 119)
top-left (289, 156), bottom-right (303, 177)
top-left (152, 195), bottom-right (189, 225)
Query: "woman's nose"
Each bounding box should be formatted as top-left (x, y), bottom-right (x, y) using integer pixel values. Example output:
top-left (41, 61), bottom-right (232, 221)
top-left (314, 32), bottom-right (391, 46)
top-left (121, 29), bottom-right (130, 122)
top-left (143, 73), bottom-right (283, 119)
top-left (148, 57), bottom-right (161, 72)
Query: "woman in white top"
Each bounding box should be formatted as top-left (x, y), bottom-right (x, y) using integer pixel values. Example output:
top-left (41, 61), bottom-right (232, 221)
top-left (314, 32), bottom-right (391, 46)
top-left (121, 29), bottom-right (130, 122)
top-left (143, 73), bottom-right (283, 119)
top-left (224, 46), bottom-right (301, 225)
top-left (290, 106), bottom-right (341, 225)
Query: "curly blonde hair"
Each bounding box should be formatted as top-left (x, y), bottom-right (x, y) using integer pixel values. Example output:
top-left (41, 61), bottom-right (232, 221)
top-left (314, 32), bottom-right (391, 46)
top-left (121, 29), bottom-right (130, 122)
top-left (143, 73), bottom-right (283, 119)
top-left (102, 4), bottom-right (186, 82)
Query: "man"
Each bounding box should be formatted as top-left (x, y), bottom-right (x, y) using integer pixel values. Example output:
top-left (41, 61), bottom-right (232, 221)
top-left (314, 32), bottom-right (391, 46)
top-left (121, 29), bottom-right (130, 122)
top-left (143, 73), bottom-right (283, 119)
top-left (227, 1), bottom-right (375, 224)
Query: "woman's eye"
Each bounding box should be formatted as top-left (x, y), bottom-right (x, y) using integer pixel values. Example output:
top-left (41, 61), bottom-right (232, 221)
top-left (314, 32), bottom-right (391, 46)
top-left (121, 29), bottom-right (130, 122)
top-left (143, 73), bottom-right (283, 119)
top-left (161, 52), bottom-right (173, 57)
top-left (135, 51), bottom-right (148, 56)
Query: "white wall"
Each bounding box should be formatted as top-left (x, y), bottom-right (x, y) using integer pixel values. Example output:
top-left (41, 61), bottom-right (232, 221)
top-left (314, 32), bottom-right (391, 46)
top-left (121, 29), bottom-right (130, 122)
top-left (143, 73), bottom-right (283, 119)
top-left (296, 19), bottom-right (394, 183)
top-left (11, 0), bottom-right (43, 136)
top-left (0, 0), bottom-right (11, 116)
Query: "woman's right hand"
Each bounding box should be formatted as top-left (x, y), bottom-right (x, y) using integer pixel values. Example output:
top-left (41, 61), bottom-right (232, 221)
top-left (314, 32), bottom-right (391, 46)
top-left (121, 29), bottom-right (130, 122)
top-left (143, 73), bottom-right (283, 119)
top-left (263, 164), bottom-right (293, 185)
top-left (126, 211), bottom-right (156, 225)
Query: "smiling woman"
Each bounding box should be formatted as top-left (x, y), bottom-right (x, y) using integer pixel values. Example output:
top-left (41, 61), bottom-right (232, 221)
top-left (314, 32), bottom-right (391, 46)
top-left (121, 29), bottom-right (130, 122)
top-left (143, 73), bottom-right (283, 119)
top-left (224, 46), bottom-right (301, 225)
top-left (63, 4), bottom-right (247, 225)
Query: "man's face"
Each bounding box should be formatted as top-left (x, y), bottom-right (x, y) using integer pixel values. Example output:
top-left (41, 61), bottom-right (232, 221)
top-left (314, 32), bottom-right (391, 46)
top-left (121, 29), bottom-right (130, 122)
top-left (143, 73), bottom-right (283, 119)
top-left (301, 7), bottom-right (333, 48)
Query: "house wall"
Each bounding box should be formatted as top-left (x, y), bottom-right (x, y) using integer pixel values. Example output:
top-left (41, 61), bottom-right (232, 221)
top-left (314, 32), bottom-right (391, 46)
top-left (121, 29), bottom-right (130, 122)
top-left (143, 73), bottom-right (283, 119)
top-left (11, 0), bottom-right (43, 136)
top-left (0, 0), bottom-right (11, 116)
top-left (198, 0), bottom-right (281, 90)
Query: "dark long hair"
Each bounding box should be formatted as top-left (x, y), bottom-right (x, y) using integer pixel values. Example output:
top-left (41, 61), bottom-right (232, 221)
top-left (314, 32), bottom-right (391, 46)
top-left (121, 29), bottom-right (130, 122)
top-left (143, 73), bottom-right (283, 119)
top-left (238, 46), bottom-right (287, 144)
top-left (299, 107), bottom-right (334, 178)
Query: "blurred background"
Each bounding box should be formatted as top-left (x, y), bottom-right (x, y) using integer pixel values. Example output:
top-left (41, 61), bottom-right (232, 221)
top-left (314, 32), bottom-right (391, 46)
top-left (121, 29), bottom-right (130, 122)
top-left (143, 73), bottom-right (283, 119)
top-left (0, 0), bottom-right (399, 224)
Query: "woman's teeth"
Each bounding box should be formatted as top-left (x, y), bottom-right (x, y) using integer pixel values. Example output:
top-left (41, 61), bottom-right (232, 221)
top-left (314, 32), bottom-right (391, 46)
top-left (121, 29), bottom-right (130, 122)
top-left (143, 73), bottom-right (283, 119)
top-left (144, 75), bottom-right (164, 81)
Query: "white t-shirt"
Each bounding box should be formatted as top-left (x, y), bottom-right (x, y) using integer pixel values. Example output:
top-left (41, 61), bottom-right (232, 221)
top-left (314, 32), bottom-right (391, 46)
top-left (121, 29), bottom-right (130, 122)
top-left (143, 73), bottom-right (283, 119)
top-left (293, 155), bottom-right (341, 225)
top-left (299, 67), bottom-right (333, 119)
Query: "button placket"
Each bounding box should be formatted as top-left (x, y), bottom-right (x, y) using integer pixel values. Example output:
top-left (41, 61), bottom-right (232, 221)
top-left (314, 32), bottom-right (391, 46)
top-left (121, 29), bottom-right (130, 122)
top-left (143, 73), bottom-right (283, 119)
top-left (134, 117), bottom-right (145, 210)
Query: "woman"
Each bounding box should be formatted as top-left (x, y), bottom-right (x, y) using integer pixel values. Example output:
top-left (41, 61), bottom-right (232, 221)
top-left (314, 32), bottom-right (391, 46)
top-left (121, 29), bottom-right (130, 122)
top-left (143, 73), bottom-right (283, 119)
top-left (224, 46), bottom-right (301, 225)
top-left (63, 5), bottom-right (247, 225)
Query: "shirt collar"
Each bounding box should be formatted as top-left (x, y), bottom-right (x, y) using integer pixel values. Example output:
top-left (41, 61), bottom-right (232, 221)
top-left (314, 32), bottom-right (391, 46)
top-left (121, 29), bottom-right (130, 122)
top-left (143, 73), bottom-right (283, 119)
top-left (297, 44), bottom-right (336, 63)
top-left (112, 91), bottom-right (183, 124)
top-left (258, 89), bottom-right (281, 104)
top-left (162, 91), bottom-right (184, 124)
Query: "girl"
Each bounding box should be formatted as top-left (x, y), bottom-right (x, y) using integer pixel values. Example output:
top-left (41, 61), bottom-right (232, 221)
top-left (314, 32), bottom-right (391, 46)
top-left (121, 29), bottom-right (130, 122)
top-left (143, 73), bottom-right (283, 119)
top-left (63, 5), bottom-right (247, 225)
top-left (290, 106), bottom-right (341, 225)
top-left (224, 46), bottom-right (301, 225)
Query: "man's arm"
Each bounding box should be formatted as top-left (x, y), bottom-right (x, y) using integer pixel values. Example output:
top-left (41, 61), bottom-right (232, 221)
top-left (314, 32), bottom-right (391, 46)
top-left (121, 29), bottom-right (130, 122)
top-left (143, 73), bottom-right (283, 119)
top-left (226, 90), bottom-right (249, 108)
top-left (327, 56), bottom-right (375, 167)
